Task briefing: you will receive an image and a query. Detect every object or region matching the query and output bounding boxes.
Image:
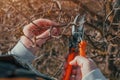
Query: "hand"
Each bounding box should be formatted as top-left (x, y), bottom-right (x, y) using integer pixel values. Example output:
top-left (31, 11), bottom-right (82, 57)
top-left (21, 19), bottom-right (59, 54)
top-left (69, 56), bottom-right (97, 80)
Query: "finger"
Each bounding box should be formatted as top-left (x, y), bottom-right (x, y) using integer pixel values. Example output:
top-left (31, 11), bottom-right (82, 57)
top-left (36, 28), bottom-right (57, 39)
top-left (69, 57), bottom-right (77, 66)
top-left (36, 29), bottom-right (50, 39)
top-left (75, 67), bottom-right (82, 80)
top-left (71, 66), bottom-right (77, 75)
top-left (70, 66), bottom-right (78, 80)
top-left (35, 29), bottom-right (50, 47)
top-left (31, 19), bottom-right (59, 36)
top-left (23, 19), bottom-right (59, 38)
top-left (70, 75), bottom-right (76, 80)
top-left (50, 28), bottom-right (59, 36)
top-left (26, 19), bottom-right (59, 29)
top-left (35, 28), bottom-right (58, 47)
top-left (70, 56), bottom-right (85, 66)
top-left (32, 19), bottom-right (59, 28)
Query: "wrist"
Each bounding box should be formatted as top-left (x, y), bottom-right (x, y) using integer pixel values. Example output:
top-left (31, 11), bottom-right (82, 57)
top-left (20, 36), bottom-right (39, 54)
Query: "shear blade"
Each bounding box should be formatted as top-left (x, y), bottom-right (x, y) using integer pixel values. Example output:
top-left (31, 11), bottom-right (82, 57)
top-left (72, 14), bottom-right (80, 35)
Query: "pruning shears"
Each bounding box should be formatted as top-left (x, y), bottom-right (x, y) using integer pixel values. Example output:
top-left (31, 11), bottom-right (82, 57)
top-left (62, 14), bottom-right (86, 80)
top-left (71, 14), bottom-right (86, 56)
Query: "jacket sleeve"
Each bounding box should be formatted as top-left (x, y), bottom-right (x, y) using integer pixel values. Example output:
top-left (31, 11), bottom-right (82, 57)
top-left (9, 40), bottom-right (35, 63)
top-left (82, 68), bottom-right (106, 80)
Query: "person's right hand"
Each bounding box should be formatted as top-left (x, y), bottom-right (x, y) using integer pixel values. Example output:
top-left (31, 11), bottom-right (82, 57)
top-left (70, 56), bottom-right (97, 80)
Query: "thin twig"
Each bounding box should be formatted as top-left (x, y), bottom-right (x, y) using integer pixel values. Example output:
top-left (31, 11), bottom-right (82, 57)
top-left (53, 63), bottom-right (64, 77)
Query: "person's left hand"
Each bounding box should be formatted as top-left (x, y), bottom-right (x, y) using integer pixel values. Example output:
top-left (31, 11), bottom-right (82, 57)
top-left (21, 19), bottom-right (59, 54)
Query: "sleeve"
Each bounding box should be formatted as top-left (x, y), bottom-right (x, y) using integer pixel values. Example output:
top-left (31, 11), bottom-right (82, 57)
top-left (9, 40), bottom-right (35, 63)
top-left (82, 68), bottom-right (107, 80)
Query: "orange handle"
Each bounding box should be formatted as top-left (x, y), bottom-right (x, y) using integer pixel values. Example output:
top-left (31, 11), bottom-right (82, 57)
top-left (79, 40), bottom-right (87, 57)
top-left (63, 41), bottom-right (87, 80)
top-left (62, 51), bottom-right (76, 80)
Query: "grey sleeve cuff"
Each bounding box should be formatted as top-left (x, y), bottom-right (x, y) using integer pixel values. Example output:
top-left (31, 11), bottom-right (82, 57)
top-left (9, 40), bottom-right (35, 63)
top-left (82, 69), bottom-right (106, 80)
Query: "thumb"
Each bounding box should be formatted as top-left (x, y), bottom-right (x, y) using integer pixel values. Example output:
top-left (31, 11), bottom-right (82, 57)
top-left (69, 57), bottom-right (77, 66)
top-left (69, 56), bottom-right (83, 67)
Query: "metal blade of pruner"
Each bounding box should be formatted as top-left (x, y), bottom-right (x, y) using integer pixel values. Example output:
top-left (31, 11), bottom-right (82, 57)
top-left (72, 14), bottom-right (86, 42)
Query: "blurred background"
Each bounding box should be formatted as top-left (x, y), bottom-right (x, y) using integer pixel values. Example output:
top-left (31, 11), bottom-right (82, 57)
top-left (0, 0), bottom-right (120, 80)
